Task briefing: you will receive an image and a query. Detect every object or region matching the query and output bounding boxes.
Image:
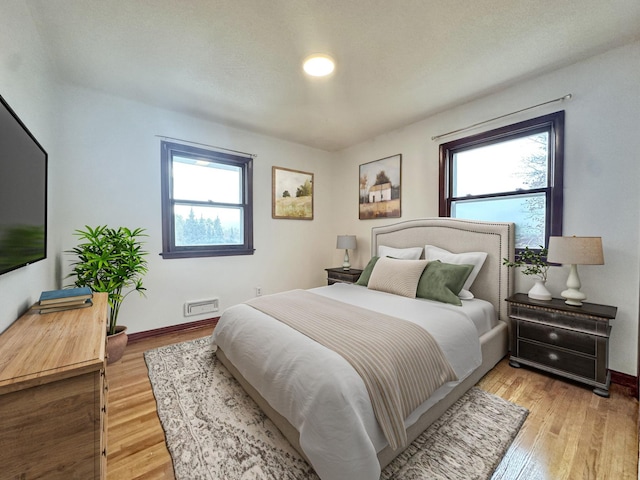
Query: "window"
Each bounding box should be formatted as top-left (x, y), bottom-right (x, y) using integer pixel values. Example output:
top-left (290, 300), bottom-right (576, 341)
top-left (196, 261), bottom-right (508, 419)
top-left (439, 111), bottom-right (564, 250)
top-left (160, 141), bottom-right (254, 258)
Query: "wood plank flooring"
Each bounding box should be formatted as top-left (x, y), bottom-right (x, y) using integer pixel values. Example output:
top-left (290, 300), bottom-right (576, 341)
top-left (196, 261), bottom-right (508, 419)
top-left (107, 325), bottom-right (638, 479)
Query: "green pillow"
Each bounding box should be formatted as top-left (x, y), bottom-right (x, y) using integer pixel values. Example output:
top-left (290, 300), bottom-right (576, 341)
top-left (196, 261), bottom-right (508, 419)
top-left (416, 260), bottom-right (474, 306)
top-left (355, 256), bottom-right (380, 286)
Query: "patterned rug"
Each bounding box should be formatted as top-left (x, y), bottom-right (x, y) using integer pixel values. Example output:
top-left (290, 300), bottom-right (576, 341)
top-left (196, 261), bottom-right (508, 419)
top-left (145, 337), bottom-right (528, 480)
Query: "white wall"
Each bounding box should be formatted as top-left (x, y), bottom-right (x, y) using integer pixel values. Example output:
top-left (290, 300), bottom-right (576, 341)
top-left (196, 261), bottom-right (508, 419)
top-left (53, 85), bottom-right (335, 334)
top-left (332, 42), bottom-right (640, 376)
top-left (0, 1), bottom-right (60, 331)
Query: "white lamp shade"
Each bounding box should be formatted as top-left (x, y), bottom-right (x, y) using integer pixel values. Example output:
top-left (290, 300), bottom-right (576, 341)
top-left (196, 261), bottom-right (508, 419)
top-left (546, 236), bottom-right (604, 265)
top-left (547, 236), bottom-right (604, 307)
top-left (336, 235), bottom-right (357, 250)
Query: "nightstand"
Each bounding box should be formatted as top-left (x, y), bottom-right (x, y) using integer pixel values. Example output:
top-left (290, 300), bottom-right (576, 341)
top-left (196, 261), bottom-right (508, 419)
top-left (506, 293), bottom-right (616, 397)
top-left (325, 267), bottom-right (363, 285)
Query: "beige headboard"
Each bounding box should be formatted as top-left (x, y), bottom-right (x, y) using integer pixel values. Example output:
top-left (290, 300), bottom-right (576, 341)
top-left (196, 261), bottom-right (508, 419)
top-left (371, 218), bottom-right (515, 323)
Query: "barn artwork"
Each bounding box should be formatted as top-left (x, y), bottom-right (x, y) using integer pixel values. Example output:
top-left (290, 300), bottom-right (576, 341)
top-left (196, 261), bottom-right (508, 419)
top-left (359, 154), bottom-right (401, 219)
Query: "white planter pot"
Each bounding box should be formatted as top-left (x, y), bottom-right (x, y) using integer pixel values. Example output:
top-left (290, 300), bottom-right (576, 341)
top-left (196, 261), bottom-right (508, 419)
top-left (528, 279), bottom-right (552, 301)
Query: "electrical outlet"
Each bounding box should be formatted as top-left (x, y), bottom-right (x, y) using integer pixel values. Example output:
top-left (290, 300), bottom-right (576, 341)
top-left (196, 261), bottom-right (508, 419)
top-left (255, 287), bottom-right (262, 296)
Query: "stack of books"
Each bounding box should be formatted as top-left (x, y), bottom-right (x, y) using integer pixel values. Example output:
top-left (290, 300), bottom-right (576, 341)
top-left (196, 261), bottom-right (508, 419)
top-left (34, 287), bottom-right (94, 314)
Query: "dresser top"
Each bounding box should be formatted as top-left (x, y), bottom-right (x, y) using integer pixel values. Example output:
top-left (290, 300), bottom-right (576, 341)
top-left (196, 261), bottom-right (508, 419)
top-left (0, 293), bottom-right (108, 393)
top-left (325, 267), bottom-right (363, 274)
top-left (506, 293), bottom-right (617, 319)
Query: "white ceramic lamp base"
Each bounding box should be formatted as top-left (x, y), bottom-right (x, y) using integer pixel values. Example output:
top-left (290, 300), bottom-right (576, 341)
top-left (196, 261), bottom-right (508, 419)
top-left (561, 264), bottom-right (587, 306)
top-left (342, 250), bottom-right (351, 270)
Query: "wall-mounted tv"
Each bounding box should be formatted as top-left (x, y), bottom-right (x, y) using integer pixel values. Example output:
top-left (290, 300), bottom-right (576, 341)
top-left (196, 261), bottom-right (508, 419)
top-left (0, 94), bottom-right (47, 275)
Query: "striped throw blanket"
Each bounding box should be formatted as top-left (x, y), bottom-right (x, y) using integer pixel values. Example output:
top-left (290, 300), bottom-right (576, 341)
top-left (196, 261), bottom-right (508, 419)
top-left (246, 290), bottom-right (457, 450)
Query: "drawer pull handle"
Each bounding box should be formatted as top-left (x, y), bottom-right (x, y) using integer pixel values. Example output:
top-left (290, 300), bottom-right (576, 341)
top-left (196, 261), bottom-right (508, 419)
top-left (548, 353), bottom-right (559, 361)
top-left (549, 332), bottom-right (559, 341)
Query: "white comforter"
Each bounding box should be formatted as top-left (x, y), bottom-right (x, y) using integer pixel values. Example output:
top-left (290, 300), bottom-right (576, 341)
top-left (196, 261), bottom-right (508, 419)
top-left (211, 283), bottom-right (484, 480)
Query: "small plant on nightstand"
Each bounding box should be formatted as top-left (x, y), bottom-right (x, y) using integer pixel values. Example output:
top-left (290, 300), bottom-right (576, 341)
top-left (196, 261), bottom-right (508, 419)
top-left (503, 246), bottom-right (551, 300)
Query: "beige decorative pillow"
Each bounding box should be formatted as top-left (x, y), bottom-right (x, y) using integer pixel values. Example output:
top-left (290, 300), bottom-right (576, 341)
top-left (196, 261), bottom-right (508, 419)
top-left (367, 256), bottom-right (428, 298)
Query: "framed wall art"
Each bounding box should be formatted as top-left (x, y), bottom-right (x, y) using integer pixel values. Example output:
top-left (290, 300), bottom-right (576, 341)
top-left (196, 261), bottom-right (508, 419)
top-left (272, 166), bottom-right (314, 220)
top-left (359, 154), bottom-right (402, 219)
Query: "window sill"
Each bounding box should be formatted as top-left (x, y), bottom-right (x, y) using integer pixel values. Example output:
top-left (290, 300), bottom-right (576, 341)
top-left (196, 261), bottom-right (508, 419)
top-left (160, 248), bottom-right (255, 259)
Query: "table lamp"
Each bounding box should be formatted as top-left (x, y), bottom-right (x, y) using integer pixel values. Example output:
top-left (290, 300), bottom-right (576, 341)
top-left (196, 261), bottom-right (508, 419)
top-left (336, 235), bottom-right (357, 270)
top-left (546, 236), bottom-right (604, 306)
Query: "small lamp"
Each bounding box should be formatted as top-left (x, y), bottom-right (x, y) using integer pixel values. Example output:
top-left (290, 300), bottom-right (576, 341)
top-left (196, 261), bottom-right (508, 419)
top-left (546, 236), bottom-right (604, 306)
top-left (336, 235), bottom-right (357, 270)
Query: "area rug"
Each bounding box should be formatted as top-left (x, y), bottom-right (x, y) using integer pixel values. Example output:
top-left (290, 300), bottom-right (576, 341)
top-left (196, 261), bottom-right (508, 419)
top-left (145, 337), bottom-right (528, 480)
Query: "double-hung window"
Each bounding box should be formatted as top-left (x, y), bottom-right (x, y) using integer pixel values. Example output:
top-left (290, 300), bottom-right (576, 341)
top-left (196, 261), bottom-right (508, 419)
top-left (439, 111), bottom-right (564, 250)
top-left (160, 141), bottom-right (254, 258)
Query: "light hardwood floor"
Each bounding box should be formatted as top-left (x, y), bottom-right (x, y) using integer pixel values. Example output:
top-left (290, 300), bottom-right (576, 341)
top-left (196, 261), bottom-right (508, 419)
top-left (107, 325), bottom-right (638, 479)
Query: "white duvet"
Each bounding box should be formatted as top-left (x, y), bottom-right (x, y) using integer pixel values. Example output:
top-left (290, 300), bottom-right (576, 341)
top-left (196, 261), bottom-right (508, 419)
top-left (211, 283), bottom-right (486, 480)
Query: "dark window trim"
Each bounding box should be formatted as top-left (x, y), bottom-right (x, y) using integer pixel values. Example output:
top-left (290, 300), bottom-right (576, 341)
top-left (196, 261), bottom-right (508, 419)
top-left (439, 111), bottom-right (564, 249)
top-left (160, 141), bottom-right (254, 259)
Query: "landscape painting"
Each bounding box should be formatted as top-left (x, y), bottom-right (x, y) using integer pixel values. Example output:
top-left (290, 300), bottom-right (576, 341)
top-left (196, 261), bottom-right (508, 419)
top-left (272, 166), bottom-right (314, 220)
top-left (359, 154), bottom-right (401, 219)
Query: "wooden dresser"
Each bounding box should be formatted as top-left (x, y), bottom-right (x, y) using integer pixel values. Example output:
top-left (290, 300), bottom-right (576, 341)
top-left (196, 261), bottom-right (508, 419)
top-left (0, 292), bottom-right (108, 479)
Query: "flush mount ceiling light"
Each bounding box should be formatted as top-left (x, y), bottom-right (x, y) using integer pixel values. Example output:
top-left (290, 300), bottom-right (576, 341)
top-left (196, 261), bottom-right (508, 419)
top-left (303, 54), bottom-right (335, 77)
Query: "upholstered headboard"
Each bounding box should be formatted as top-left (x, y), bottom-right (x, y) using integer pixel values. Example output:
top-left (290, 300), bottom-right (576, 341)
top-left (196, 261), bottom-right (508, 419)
top-left (371, 218), bottom-right (515, 323)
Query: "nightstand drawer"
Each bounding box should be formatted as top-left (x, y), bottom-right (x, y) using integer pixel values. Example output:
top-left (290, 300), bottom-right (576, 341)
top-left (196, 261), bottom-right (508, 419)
top-left (510, 304), bottom-right (608, 336)
top-left (330, 271), bottom-right (359, 283)
top-left (518, 340), bottom-right (595, 380)
top-left (325, 268), bottom-right (363, 285)
top-left (518, 321), bottom-right (596, 355)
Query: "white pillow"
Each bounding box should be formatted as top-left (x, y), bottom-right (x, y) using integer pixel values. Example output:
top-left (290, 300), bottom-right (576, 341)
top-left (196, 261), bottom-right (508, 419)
top-left (367, 257), bottom-right (428, 298)
top-left (377, 245), bottom-right (423, 260)
top-left (424, 245), bottom-right (488, 299)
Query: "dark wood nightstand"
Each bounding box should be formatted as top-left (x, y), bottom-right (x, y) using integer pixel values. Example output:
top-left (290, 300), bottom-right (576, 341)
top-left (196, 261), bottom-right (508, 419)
top-left (506, 293), bottom-right (616, 397)
top-left (325, 267), bottom-right (363, 285)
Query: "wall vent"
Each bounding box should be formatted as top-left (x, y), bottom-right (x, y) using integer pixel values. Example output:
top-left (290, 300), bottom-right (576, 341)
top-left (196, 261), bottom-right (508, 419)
top-left (184, 298), bottom-right (219, 317)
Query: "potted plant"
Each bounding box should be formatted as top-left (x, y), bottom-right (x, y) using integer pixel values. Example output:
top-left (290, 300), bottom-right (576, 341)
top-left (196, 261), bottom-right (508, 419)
top-left (503, 246), bottom-right (551, 300)
top-left (67, 225), bottom-right (149, 363)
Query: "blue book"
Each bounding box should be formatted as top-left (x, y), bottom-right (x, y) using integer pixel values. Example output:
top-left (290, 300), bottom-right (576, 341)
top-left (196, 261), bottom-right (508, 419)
top-left (39, 287), bottom-right (93, 305)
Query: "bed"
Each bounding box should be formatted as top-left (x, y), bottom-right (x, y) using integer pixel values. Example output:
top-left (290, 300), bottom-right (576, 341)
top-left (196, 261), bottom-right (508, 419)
top-left (212, 217), bottom-right (515, 479)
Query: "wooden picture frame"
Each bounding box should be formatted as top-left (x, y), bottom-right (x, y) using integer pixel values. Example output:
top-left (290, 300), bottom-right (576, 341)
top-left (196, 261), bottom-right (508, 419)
top-left (359, 154), bottom-right (402, 219)
top-left (272, 166), bottom-right (314, 220)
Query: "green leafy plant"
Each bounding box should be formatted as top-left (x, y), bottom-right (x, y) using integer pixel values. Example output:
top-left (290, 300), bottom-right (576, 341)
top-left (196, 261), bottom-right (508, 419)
top-left (503, 246), bottom-right (549, 282)
top-left (67, 225), bottom-right (149, 335)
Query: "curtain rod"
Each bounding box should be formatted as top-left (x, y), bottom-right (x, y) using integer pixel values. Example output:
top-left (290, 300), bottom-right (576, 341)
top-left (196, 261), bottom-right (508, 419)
top-left (155, 135), bottom-right (257, 158)
top-left (431, 93), bottom-right (572, 141)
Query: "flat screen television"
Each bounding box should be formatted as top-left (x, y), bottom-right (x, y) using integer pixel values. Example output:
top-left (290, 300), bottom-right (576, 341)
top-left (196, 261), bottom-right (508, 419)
top-left (0, 94), bottom-right (47, 275)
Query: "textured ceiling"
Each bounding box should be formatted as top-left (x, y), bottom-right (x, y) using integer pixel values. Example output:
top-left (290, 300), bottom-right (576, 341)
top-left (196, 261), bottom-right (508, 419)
top-left (25, 0), bottom-right (640, 151)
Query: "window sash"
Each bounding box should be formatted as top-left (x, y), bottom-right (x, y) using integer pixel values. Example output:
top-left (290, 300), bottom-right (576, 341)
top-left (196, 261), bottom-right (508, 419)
top-left (172, 157), bottom-right (243, 205)
top-left (172, 203), bottom-right (245, 247)
top-left (451, 191), bottom-right (548, 247)
top-left (451, 131), bottom-right (550, 197)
